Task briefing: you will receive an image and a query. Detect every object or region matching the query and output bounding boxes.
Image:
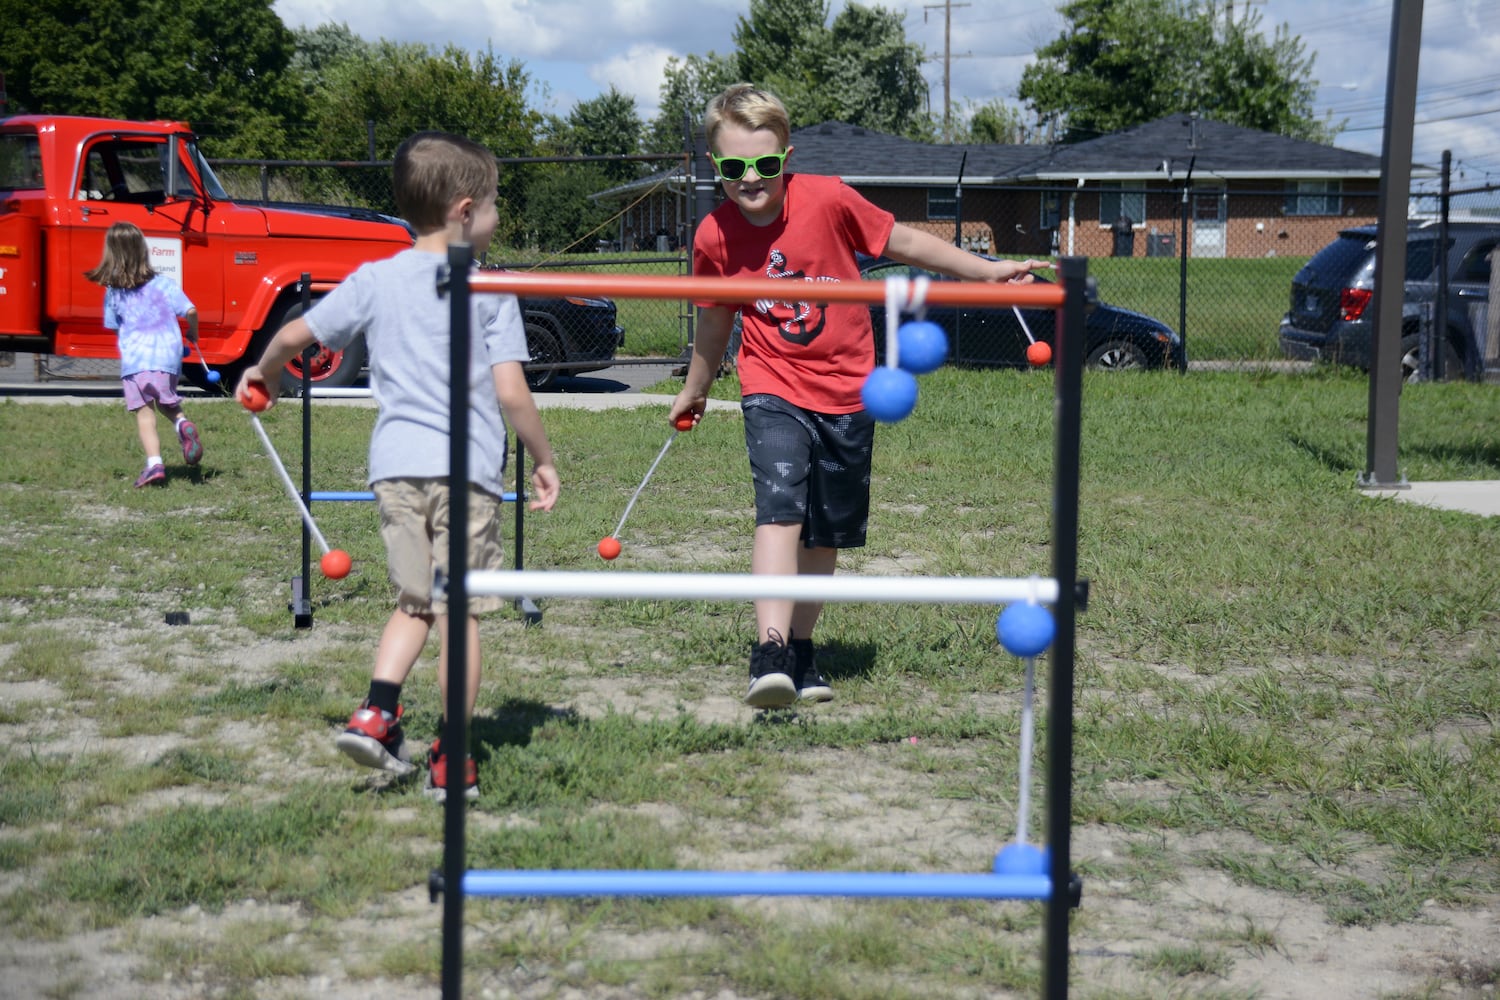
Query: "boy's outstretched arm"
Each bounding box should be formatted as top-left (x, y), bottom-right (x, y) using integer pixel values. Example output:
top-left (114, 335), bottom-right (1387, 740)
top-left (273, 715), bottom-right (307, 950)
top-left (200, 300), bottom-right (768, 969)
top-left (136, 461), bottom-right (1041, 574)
top-left (884, 223), bottom-right (1052, 283)
top-left (493, 361), bottom-right (560, 512)
top-left (234, 316), bottom-right (316, 411)
top-left (668, 305), bottom-right (735, 429)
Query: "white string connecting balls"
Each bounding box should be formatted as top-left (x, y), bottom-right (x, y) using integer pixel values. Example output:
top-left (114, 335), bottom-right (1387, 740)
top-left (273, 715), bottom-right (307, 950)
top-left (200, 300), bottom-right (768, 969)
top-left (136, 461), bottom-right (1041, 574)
top-left (992, 575), bottom-right (1056, 877)
top-left (860, 276), bottom-right (949, 422)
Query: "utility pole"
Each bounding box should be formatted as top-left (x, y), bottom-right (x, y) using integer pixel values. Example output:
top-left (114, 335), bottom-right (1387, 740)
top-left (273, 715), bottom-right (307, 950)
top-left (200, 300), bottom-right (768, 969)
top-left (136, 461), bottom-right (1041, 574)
top-left (923, 1), bottom-right (971, 142)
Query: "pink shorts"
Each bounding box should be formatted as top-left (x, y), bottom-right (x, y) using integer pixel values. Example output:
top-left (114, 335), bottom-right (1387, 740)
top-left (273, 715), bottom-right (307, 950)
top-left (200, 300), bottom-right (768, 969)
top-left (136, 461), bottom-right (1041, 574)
top-left (123, 371), bottom-right (182, 411)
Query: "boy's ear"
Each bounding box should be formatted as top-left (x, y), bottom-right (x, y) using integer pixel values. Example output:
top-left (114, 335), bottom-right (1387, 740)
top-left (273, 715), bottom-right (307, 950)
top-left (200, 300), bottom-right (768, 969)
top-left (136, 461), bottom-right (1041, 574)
top-left (450, 196), bottom-right (474, 223)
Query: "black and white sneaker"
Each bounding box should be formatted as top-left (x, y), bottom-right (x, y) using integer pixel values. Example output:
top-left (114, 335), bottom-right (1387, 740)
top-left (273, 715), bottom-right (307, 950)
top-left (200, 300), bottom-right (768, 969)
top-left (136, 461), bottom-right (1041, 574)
top-left (745, 630), bottom-right (797, 709)
top-left (792, 637), bottom-right (834, 703)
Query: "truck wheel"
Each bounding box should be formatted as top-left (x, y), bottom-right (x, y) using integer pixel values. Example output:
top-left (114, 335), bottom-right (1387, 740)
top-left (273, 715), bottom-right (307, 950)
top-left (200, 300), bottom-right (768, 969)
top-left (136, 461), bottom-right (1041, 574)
top-left (525, 323), bottom-right (562, 391)
top-left (281, 333), bottom-right (367, 394)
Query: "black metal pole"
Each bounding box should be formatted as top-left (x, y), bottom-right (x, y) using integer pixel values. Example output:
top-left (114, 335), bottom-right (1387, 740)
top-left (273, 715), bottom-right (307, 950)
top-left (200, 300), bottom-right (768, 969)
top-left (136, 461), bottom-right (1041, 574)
top-left (1177, 157), bottom-right (1195, 354)
top-left (441, 244), bottom-right (472, 1000)
top-left (296, 275), bottom-right (314, 628)
top-left (1435, 150), bottom-right (1451, 381)
top-left (1044, 256), bottom-right (1086, 1000)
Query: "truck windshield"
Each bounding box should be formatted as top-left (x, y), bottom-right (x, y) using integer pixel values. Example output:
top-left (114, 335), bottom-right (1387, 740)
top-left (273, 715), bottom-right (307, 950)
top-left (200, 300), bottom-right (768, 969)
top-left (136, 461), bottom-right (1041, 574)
top-left (184, 139), bottom-right (228, 200)
top-left (0, 133), bottom-right (45, 191)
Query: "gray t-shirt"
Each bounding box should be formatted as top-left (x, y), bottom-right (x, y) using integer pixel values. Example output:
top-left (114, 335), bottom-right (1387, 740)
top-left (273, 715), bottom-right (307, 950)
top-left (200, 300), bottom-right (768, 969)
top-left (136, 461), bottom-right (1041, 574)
top-left (305, 249), bottom-right (528, 495)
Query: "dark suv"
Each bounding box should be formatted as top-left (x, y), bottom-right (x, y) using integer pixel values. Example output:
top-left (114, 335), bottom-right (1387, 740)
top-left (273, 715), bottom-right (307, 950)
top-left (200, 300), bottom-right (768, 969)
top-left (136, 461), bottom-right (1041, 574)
top-left (1278, 221), bottom-right (1500, 380)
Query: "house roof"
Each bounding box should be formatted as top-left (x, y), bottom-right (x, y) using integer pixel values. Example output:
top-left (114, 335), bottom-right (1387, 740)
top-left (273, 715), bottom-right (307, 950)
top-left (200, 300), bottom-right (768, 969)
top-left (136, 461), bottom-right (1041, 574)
top-left (785, 115), bottom-right (1384, 184)
top-left (590, 113), bottom-right (1386, 201)
top-left (1019, 114), bottom-right (1385, 182)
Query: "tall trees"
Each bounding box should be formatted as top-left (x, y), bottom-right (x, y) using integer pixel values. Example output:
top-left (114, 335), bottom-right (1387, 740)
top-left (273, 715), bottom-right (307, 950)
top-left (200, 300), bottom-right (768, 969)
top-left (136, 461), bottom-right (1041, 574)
top-left (1018, 0), bottom-right (1334, 143)
top-left (0, 0), bottom-right (307, 156)
top-left (730, 0), bottom-right (929, 138)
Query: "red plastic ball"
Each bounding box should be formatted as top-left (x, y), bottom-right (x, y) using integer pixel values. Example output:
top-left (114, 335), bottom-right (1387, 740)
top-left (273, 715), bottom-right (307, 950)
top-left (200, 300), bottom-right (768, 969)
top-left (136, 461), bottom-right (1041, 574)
top-left (1026, 341), bottom-right (1053, 367)
top-left (320, 549), bottom-right (352, 579)
top-left (674, 414), bottom-right (695, 432)
top-left (239, 382), bottom-right (271, 412)
top-left (597, 536), bottom-right (622, 560)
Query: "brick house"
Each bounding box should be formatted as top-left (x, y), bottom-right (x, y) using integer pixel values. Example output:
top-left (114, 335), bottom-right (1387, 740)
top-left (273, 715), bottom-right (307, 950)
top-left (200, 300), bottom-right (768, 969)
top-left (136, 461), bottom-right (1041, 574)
top-left (594, 113), bottom-right (1385, 261)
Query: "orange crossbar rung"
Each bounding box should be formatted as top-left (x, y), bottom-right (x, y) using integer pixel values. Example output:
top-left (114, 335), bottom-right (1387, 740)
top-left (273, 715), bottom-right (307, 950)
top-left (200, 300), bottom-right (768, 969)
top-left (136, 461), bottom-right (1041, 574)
top-left (468, 270), bottom-right (1066, 309)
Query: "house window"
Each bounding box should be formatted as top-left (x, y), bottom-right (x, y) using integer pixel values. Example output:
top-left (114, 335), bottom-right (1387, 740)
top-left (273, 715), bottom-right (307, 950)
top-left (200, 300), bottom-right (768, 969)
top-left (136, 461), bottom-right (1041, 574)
top-left (927, 188), bottom-right (957, 221)
top-left (1099, 183), bottom-right (1145, 226)
top-left (1040, 190), bottom-right (1061, 230)
top-left (1284, 180), bottom-right (1342, 216)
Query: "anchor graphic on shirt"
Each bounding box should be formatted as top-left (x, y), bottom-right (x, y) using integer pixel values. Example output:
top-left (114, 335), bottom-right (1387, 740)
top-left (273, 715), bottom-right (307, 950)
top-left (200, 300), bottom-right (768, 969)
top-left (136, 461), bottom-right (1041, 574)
top-left (754, 249), bottom-right (828, 345)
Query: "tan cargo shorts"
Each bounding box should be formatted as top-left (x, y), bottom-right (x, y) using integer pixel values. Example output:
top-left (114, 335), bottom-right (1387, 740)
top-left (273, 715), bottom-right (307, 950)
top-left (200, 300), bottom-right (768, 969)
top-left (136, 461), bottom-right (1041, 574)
top-left (372, 478), bottom-right (507, 616)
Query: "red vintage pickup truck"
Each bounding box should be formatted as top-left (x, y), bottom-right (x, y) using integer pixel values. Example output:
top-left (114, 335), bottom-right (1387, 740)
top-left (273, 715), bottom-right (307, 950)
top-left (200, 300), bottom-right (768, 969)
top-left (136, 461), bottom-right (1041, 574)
top-left (0, 114), bottom-right (413, 389)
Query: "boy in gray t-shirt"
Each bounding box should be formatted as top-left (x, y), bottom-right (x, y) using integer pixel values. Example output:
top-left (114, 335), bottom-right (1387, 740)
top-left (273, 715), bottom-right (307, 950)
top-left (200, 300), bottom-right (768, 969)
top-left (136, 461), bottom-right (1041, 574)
top-left (237, 131), bottom-right (560, 803)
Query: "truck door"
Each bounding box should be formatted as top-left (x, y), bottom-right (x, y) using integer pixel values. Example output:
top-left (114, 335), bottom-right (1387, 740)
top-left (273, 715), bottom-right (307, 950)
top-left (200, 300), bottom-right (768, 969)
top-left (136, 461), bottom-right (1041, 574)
top-left (60, 133), bottom-right (224, 356)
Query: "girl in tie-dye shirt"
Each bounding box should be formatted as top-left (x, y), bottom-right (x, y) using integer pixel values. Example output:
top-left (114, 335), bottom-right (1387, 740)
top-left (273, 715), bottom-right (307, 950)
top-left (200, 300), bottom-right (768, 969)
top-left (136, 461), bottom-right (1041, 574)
top-left (84, 222), bottom-right (204, 487)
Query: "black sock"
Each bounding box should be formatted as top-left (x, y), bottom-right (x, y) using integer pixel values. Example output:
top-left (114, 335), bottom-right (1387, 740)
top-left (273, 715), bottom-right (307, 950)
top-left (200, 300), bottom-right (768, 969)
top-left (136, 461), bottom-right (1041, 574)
top-left (367, 680), bottom-right (401, 717)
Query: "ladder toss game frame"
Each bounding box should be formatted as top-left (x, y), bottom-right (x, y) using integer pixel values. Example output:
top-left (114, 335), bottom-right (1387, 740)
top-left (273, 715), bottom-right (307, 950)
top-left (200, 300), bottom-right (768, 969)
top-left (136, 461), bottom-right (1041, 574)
top-left (430, 248), bottom-right (1089, 999)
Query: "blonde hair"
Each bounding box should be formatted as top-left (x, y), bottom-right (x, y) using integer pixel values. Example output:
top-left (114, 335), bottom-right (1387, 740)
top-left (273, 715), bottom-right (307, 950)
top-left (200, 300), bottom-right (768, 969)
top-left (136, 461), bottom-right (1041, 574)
top-left (83, 222), bottom-right (154, 289)
top-left (704, 84), bottom-right (791, 152)
top-left (392, 131), bottom-right (499, 233)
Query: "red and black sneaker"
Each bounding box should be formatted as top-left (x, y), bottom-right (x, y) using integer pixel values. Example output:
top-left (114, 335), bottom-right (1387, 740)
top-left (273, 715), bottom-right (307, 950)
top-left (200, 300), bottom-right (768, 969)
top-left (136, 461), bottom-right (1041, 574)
top-left (423, 739), bottom-right (479, 803)
top-left (334, 701), bottom-right (415, 776)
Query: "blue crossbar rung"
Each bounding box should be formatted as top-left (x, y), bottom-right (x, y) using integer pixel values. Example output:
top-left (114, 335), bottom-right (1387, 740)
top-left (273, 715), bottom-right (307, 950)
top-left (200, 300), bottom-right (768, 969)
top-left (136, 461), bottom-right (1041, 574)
top-left (463, 869), bottom-right (1051, 900)
top-left (310, 491), bottom-right (519, 503)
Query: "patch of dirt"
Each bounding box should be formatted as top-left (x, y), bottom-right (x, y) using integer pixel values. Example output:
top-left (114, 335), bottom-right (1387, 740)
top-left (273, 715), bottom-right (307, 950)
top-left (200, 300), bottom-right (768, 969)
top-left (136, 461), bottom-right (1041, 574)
top-left (1, 611), bottom-right (1497, 999)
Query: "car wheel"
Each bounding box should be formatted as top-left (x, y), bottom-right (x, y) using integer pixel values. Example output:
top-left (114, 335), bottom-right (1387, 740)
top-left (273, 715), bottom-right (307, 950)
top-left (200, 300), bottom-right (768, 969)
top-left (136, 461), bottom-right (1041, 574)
top-left (1085, 339), bottom-right (1149, 370)
top-left (1398, 331), bottom-right (1464, 383)
top-left (525, 322), bottom-right (563, 391)
top-left (281, 333), bottom-right (366, 394)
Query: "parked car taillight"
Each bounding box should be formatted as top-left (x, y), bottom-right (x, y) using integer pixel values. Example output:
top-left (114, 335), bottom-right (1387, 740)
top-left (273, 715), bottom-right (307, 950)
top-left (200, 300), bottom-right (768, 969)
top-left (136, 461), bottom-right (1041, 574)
top-left (1340, 287), bottom-right (1373, 321)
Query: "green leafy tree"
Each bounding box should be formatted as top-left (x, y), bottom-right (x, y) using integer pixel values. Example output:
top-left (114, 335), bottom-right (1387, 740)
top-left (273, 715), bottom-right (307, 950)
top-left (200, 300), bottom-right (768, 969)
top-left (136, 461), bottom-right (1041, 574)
top-left (647, 51), bottom-right (740, 152)
top-left (563, 87), bottom-right (645, 183)
top-left (1018, 0), bottom-right (1335, 143)
top-left (0, 0), bottom-right (307, 156)
top-left (960, 100), bottom-right (1030, 144)
top-left (730, 0), bottom-right (930, 138)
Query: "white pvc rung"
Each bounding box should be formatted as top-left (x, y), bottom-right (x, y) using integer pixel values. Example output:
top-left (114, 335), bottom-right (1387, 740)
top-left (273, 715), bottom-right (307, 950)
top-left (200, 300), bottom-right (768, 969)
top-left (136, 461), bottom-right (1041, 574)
top-left (464, 570), bottom-right (1058, 605)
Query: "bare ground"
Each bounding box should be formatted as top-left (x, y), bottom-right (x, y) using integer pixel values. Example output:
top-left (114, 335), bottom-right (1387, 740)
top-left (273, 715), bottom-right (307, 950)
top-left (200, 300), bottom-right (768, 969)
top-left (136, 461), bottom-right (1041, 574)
top-left (1, 609), bottom-right (1497, 1000)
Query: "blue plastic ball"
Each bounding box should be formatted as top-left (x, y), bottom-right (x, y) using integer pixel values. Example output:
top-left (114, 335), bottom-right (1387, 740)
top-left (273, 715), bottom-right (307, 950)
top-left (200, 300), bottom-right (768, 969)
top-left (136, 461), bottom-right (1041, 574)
top-left (182, 344), bottom-right (191, 358)
top-left (993, 842), bottom-right (1049, 876)
top-left (206, 370), bottom-right (221, 384)
top-left (861, 367), bottom-right (919, 423)
top-left (897, 320), bottom-right (948, 374)
top-left (997, 602), bottom-right (1056, 658)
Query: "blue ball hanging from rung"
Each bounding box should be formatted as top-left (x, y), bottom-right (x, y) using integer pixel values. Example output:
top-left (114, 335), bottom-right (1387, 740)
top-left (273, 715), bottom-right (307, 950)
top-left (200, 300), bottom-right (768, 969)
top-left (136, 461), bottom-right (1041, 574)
top-left (993, 842), bottom-right (1049, 876)
top-left (861, 366), bottom-right (919, 423)
top-left (997, 602), bottom-right (1055, 658)
top-left (897, 320), bottom-right (948, 374)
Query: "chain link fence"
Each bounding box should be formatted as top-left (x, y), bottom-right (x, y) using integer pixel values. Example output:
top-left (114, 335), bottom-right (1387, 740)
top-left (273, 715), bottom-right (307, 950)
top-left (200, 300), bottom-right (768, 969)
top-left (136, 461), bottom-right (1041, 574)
top-left (30, 157), bottom-right (1497, 382)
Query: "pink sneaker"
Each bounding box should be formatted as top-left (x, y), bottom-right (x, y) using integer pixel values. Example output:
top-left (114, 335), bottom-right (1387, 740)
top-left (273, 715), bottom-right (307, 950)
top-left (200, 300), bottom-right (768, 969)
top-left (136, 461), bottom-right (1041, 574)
top-left (134, 464), bottom-right (166, 488)
top-left (177, 419), bottom-right (203, 466)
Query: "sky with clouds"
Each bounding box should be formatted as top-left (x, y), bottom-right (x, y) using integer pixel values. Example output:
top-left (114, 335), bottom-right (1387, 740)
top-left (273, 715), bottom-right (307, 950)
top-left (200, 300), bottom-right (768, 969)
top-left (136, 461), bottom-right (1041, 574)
top-left (272, 0), bottom-right (1500, 187)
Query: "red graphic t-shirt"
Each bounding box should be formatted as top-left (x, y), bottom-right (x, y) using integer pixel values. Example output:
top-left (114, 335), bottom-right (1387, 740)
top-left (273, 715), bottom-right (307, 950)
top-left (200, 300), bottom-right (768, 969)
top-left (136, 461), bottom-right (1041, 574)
top-left (693, 173), bottom-right (895, 413)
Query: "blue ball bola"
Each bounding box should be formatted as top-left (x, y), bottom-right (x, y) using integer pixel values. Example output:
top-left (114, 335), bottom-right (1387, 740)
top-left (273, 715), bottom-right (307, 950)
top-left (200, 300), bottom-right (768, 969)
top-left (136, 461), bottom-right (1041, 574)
top-left (182, 344), bottom-right (192, 358)
top-left (897, 320), bottom-right (948, 374)
top-left (861, 367), bottom-right (919, 423)
top-left (996, 602), bottom-right (1056, 658)
top-left (993, 842), bottom-right (1049, 876)
top-left (206, 370), bottom-right (221, 384)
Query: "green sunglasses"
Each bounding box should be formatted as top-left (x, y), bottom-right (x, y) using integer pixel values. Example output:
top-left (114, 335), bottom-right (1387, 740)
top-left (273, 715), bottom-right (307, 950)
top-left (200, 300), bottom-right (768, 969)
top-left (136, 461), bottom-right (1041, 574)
top-left (710, 151), bottom-right (789, 181)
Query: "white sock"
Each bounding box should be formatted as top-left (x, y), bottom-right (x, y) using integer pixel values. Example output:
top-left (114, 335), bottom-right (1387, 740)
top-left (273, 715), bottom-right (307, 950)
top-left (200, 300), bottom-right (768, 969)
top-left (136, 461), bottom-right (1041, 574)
top-left (147, 455), bottom-right (163, 468)
top-left (174, 415), bottom-right (187, 429)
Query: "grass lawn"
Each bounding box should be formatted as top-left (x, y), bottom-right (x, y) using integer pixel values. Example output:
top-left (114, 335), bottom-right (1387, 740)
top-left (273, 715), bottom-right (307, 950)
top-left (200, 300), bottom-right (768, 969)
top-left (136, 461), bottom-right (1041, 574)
top-left (0, 365), bottom-right (1496, 999)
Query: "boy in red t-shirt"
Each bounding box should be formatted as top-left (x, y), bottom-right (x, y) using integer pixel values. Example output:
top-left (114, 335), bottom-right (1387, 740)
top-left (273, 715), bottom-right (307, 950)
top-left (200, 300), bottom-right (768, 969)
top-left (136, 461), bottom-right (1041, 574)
top-left (669, 83), bottom-right (1051, 709)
